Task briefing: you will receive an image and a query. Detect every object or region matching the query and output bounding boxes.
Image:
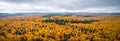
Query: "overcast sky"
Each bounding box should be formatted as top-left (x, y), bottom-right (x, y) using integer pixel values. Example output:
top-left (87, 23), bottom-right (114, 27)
top-left (0, 0), bottom-right (120, 13)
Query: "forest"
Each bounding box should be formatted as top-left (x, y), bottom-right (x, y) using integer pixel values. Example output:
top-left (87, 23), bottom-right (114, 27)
top-left (0, 14), bottom-right (120, 41)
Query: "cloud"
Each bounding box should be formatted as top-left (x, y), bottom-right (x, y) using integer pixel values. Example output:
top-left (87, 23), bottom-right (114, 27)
top-left (80, 7), bottom-right (120, 12)
top-left (0, 1), bottom-right (71, 13)
top-left (0, 0), bottom-right (120, 13)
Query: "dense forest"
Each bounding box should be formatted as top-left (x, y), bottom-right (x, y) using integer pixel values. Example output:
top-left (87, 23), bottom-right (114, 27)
top-left (0, 14), bottom-right (120, 41)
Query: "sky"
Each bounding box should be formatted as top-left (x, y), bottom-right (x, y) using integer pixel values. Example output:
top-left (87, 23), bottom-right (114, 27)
top-left (0, 0), bottom-right (120, 13)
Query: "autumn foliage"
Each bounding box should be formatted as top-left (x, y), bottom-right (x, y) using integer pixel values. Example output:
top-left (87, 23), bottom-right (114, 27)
top-left (0, 14), bottom-right (120, 41)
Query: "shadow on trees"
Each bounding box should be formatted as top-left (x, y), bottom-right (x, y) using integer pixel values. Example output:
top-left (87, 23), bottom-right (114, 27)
top-left (43, 19), bottom-right (100, 25)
